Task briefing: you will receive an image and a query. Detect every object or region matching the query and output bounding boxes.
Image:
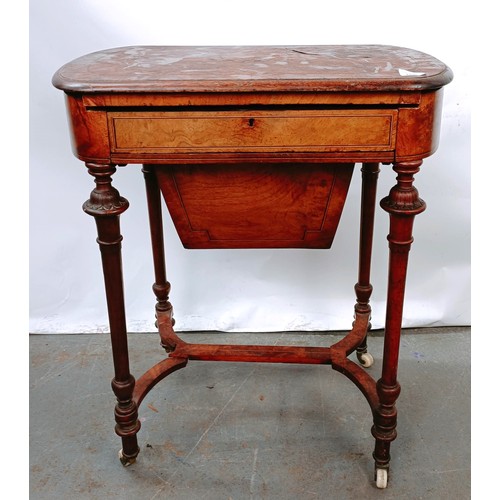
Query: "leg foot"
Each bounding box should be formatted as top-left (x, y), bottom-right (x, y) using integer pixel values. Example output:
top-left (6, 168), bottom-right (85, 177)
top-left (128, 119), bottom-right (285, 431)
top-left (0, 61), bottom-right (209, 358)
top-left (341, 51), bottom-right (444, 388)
top-left (375, 467), bottom-right (388, 489)
top-left (119, 448), bottom-right (138, 466)
top-left (356, 350), bottom-right (374, 368)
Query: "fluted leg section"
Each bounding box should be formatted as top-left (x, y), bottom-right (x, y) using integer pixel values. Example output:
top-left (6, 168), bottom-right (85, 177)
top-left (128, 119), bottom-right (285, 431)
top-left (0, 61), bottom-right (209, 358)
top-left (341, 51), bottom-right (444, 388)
top-left (354, 163), bottom-right (380, 366)
top-left (372, 160), bottom-right (426, 483)
top-left (83, 162), bottom-right (140, 464)
top-left (142, 164), bottom-right (176, 352)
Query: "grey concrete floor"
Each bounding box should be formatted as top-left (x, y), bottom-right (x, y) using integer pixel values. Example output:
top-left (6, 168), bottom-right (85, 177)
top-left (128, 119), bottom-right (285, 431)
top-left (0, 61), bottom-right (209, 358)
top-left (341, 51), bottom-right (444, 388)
top-left (30, 327), bottom-right (470, 499)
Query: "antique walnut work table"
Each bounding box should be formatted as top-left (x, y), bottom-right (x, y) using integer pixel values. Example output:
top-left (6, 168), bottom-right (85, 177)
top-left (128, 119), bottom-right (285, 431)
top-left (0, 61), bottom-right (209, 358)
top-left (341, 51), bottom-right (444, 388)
top-left (52, 45), bottom-right (452, 489)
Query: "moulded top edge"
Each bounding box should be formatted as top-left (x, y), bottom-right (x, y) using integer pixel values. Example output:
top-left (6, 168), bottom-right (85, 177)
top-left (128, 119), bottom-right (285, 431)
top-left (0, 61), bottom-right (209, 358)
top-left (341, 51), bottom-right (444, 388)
top-left (52, 45), bottom-right (453, 93)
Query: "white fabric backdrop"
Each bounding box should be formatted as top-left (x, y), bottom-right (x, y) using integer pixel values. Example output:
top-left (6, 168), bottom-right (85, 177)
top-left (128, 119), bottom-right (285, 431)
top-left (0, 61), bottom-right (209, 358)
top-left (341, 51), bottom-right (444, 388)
top-left (29, 0), bottom-right (471, 333)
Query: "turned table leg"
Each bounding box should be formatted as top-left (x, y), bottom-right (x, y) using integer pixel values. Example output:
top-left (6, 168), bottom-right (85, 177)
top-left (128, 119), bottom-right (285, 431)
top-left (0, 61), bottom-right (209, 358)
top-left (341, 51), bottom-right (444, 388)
top-left (142, 164), bottom-right (176, 352)
top-left (354, 162), bottom-right (380, 368)
top-left (83, 162), bottom-right (141, 465)
top-left (372, 160), bottom-right (426, 488)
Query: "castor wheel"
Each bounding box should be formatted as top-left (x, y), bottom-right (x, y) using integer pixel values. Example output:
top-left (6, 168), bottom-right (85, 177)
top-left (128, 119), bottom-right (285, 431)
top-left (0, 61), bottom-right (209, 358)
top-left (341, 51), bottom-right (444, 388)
top-left (118, 449), bottom-right (137, 467)
top-left (375, 468), bottom-right (388, 489)
top-left (356, 351), bottom-right (374, 368)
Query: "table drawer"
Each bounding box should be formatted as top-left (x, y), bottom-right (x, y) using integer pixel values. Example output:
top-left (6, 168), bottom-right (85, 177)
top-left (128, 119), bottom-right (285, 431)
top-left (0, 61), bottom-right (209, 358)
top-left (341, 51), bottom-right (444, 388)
top-left (108, 110), bottom-right (397, 154)
top-left (155, 162), bottom-right (354, 249)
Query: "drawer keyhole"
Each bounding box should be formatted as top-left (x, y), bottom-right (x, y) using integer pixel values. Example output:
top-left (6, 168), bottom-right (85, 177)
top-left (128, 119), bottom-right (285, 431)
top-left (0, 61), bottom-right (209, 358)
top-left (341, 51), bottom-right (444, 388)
top-left (248, 118), bottom-right (255, 127)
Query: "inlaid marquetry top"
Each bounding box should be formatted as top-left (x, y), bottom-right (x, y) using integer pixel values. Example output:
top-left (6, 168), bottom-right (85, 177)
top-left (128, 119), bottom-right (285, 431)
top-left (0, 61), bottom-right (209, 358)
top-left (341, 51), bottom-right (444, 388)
top-left (52, 45), bottom-right (453, 93)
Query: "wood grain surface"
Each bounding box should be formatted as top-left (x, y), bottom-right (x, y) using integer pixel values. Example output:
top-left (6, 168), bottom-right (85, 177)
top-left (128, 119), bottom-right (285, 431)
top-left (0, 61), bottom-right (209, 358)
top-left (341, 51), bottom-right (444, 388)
top-left (53, 45), bottom-right (452, 93)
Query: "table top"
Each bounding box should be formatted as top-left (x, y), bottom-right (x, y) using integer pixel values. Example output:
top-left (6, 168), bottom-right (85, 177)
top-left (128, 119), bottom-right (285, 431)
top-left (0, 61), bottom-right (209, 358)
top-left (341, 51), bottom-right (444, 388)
top-left (52, 45), bottom-right (452, 94)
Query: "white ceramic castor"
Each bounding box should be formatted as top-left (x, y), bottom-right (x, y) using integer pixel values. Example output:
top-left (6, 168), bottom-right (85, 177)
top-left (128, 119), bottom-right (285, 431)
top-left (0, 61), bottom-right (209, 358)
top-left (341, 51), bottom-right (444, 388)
top-left (357, 351), bottom-right (374, 368)
top-left (375, 468), bottom-right (388, 489)
top-left (118, 449), bottom-right (136, 467)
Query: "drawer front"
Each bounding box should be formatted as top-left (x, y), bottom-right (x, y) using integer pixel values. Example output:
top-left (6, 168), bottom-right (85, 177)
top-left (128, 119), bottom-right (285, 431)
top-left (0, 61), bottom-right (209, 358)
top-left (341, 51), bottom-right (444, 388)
top-left (108, 110), bottom-right (397, 154)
